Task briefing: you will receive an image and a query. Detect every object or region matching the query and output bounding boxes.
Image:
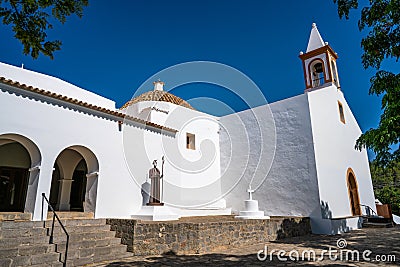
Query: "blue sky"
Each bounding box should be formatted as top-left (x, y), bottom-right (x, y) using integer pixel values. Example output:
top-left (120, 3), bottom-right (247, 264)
top-left (0, 0), bottom-right (390, 135)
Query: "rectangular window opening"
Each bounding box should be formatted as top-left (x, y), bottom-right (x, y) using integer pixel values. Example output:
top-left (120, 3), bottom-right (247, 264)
top-left (338, 101), bottom-right (345, 124)
top-left (186, 133), bottom-right (195, 150)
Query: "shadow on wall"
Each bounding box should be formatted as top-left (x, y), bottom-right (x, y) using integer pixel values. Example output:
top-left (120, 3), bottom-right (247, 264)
top-left (141, 181), bottom-right (150, 206)
top-left (311, 201), bottom-right (363, 235)
top-left (320, 201), bottom-right (332, 219)
top-left (276, 218), bottom-right (312, 240)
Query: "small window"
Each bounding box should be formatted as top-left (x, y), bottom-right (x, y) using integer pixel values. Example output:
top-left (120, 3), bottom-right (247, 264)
top-left (186, 133), bottom-right (195, 150)
top-left (338, 101), bottom-right (345, 124)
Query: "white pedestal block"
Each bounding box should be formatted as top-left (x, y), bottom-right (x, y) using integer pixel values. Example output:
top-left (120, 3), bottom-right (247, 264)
top-left (235, 199), bottom-right (270, 220)
top-left (131, 205), bottom-right (181, 221)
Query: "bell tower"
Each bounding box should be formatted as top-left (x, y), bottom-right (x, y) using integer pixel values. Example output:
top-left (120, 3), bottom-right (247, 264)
top-left (299, 23), bottom-right (340, 91)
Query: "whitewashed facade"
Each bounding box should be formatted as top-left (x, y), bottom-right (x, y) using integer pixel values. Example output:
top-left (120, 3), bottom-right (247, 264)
top-left (0, 24), bottom-right (376, 234)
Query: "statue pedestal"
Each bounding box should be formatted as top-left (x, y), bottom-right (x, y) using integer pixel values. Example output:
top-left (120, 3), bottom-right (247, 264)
top-left (131, 205), bottom-right (180, 221)
top-left (235, 199), bottom-right (270, 220)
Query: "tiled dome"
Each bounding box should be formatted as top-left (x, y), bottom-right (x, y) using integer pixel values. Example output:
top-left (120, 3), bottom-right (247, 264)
top-left (120, 90), bottom-right (195, 110)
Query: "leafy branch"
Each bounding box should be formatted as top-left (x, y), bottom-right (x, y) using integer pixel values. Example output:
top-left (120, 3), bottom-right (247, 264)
top-left (0, 0), bottom-right (88, 59)
top-left (334, 0), bottom-right (400, 167)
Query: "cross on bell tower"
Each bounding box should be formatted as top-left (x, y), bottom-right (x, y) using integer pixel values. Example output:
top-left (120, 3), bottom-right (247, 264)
top-left (299, 23), bottom-right (341, 92)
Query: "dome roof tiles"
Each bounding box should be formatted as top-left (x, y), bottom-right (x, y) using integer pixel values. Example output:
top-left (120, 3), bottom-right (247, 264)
top-left (121, 90), bottom-right (195, 110)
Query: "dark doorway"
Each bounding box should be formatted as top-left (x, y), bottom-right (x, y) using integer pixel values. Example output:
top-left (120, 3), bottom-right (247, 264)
top-left (69, 159), bottom-right (87, 212)
top-left (0, 141), bottom-right (31, 212)
top-left (0, 167), bottom-right (29, 212)
top-left (69, 167), bottom-right (87, 211)
top-left (49, 164), bottom-right (61, 208)
top-left (50, 157), bottom-right (88, 212)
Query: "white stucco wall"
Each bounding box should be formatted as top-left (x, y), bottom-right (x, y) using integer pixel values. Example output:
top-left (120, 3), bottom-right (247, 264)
top-left (307, 85), bottom-right (376, 218)
top-left (123, 101), bottom-right (223, 208)
top-left (0, 74), bottom-right (224, 220)
top-left (220, 94), bottom-right (321, 217)
top-left (0, 83), bottom-right (145, 220)
top-left (220, 87), bottom-right (375, 234)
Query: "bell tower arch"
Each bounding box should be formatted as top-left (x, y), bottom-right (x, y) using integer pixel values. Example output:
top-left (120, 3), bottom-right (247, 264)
top-left (299, 23), bottom-right (340, 91)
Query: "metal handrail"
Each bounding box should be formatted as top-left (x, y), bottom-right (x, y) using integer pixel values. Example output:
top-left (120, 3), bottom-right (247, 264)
top-left (360, 204), bottom-right (378, 217)
top-left (41, 193), bottom-right (69, 267)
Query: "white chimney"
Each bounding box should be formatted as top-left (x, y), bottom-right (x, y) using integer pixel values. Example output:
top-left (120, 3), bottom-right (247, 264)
top-left (153, 80), bottom-right (165, 91)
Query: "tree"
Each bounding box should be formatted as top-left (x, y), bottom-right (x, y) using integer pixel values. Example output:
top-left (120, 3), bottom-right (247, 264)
top-left (370, 159), bottom-right (400, 214)
top-left (333, 0), bottom-right (400, 167)
top-left (0, 0), bottom-right (88, 59)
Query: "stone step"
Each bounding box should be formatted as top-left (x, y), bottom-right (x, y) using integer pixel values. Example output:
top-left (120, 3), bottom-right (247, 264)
top-left (46, 223), bottom-right (111, 235)
top-left (0, 218), bottom-right (130, 266)
top-left (362, 222), bottom-right (394, 228)
top-left (65, 244), bottom-right (128, 260)
top-left (56, 237), bottom-right (122, 251)
top-left (51, 230), bottom-right (116, 243)
top-left (0, 212), bottom-right (32, 222)
top-left (0, 236), bottom-right (49, 247)
top-left (0, 218), bottom-right (106, 229)
top-left (0, 263), bottom-right (62, 267)
top-left (0, 227), bottom-right (47, 238)
top-left (0, 221), bottom-right (44, 229)
top-left (0, 252), bottom-right (61, 266)
top-left (66, 251), bottom-right (133, 266)
top-left (30, 252), bottom-right (61, 265)
top-left (364, 216), bottom-right (392, 223)
top-left (0, 244), bottom-right (56, 258)
top-left (47, 212), bottom-right (94, 220)
top-left (45, 218), bottom-right (106, 227)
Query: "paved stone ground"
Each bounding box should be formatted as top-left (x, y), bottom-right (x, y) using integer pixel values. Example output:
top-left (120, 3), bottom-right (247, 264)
top-left (93, 226), bottom-right (400, 266)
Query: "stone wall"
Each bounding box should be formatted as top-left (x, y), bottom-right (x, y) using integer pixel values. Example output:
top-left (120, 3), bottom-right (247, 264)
top-left (107, 216), bottom-right (311, 255)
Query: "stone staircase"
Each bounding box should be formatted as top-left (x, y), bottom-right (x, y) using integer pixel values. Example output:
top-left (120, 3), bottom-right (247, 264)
top-left (362, 215), bottom-right (394, 228)
top-left (0, 212), bottom-right (32, 222)
top-left (0, 215), bottom-right (132, 266)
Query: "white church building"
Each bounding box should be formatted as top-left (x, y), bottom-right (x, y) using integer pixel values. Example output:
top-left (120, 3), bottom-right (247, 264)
top-left (0, 24), bottom-right (376, 234)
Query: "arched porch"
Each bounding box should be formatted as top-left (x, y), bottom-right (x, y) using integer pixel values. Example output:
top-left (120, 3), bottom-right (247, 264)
top-left (0, 133), bottom-right (41, 214)
top-left (49, 145), bottom-right (99, 215)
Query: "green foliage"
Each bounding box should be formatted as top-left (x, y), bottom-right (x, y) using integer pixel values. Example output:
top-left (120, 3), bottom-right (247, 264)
top-left (375, 186), bottom-right (400, 215)
top-left (356, 70), bottom-right (400, 164)
top-left (0, 0), bottom-right (88, 59)
top-left (370, 160), bottom-right (400, 215)
top-left (334, 0), bottom-right (358, 19)
top-left (333, 0), bottom-right (400, 167)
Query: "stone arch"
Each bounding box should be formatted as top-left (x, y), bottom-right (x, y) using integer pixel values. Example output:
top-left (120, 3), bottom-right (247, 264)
top-left (0, 133), bottom-right (42, 213)
top-left (49, 145), bottom-right (99, 214)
